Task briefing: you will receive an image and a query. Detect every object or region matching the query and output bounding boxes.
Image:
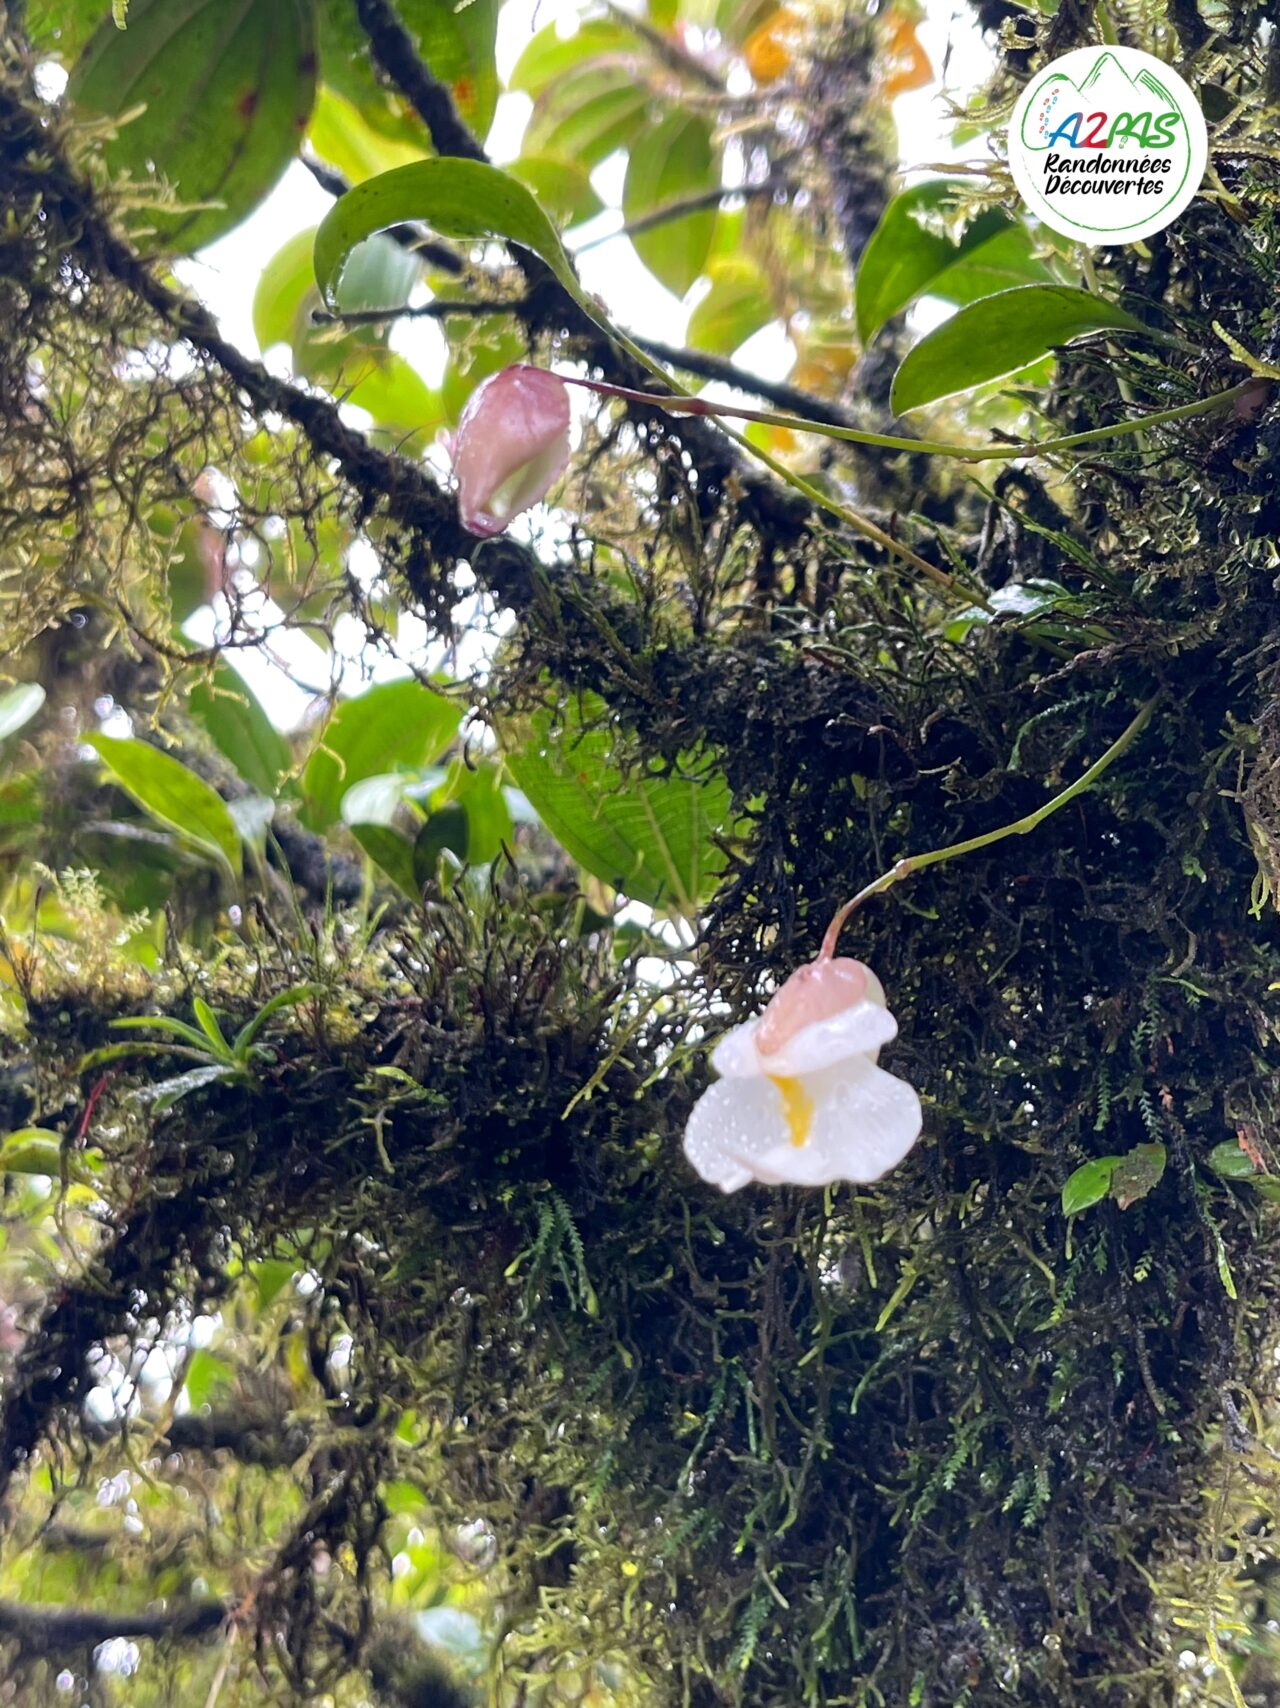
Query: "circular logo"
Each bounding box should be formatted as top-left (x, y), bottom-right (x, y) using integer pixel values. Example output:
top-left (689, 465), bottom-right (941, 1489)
top-left (1008, 45), bottom-right (1207, 245)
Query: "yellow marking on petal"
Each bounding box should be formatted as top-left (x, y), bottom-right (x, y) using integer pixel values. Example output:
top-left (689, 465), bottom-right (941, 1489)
top-left (769, 1076), bottom-right (814, 1148)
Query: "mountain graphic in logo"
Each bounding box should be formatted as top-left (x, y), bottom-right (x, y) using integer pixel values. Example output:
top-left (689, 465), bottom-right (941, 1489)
top-left (1021, 50), bottom-right (1180, 152)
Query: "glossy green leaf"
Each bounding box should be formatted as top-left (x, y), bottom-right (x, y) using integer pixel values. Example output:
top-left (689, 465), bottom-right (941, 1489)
top-left (508, 17), bottom-right (641, 95)
top-left (26, 0), bottom-right (109, 61)
top-left (317, 0), bottom-right (500, 143)
top-left (1110, 1141), bottom-right (1166, 1209)
top-left (89, 734), bottom-right (243, 877)
top-left (351, 823), bottom-right (420, 899)
top-left (314, 159), bottom-right (582, 315)
top-left (502, 695), bottom-right (734, 916)
top-left (413, 804), bottom-right (469, 888)
top-left (250, 1257), bottom-right (298, 1308)
top-left (445, 761), bottom-right (513, 864)
top-left (0, 683), bottom-right (45, 746)
top-left (624, 112), bottom-right (719, 296)
top-left (69, 0), bottom-right (318, 252)
top-left (523, 65), bottom-right (652, 170)
top-left (0, 1129), bottom-right (65, 1176)
top-left (688, 257), bottom-right (775, 355)
top-left (300, 679), bottom-right (460, 832)
top-left (856, 182), bottom-right (1052, 346)
top-left (891, 285), bottom-right (1147, 414)
top-left (307, 84), bottom-right (427, 186)
top-left (1061, 1156), bottom-right (1119, 1216)
top-left (189, 667), bottom-right (291, 798)
top-left (183, 1347), bottom-right (233, 1410)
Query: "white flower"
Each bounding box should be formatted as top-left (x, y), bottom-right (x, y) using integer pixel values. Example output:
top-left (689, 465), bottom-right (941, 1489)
top-left (683, 957), bottom-right (922, 1192)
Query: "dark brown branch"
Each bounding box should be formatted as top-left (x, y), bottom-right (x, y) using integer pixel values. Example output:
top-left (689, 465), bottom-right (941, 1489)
top-left (353, 0), bottom-right (486, 163)
top-left (0, 1597), bottom-right (229, 1649)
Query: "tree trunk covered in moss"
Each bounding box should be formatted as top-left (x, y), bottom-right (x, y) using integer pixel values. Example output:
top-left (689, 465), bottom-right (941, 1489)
top-left (2, 4), bottom-right (1280, 1707)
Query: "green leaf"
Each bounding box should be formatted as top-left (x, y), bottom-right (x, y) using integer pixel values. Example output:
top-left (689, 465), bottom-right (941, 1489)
top-left (507, 155), bottom-right (604, 229)
top-left (313, 159), bottom-right (583, 316)
top-left (301, 679), bottom-right (460, 833)
top-left (856, 182), bottom-right (1051, 346)
top-left (444, 760), bottom-right (512, 865)
top-left (307, 83), bottom-right (427, 185)
top-left (68, 0), bottom-right (318, 253)
top-left (231, 983), bottom-right (321, 1057)
top-left (502, 695), bottom-right (734, 916)
top-left (943, 579), bottom-right (1093, 644)
top-left (26, 0), bottom-right (110, 61)
top-left (189, 667), bottom-right (291, 798)
top-left (687, 258), bottom-right (775, 356)
top-left (1061, 1156), bottom-right (1119, 1216)
top-left (183, 1347), bottom-right (233, 1410)
top-left (891, 285), bottom-right (1147, 414)
top-left (1207, 1139), bottom-right (1260, 1181)
top-left (249, 1257), bottom-right (297, 1308)
top-left (192, 998), bottom-right (233, 1060)
top-left (140, 1064), bottom-right (238, 1110)
top-left (0, 1129), bottom-right (65, 1176)
top-left (351, 823), bottom-right (419, 899)
top-left (508, 17), bottom-right (641, 95)
top-left (413, 803), bottom-right (469, 888)
top-left (88, 734), bottom-right (242, 877)
top-left (623, 112), bottom-right (718, 297)
top-left (1110, 1141), bottom-right (1166, 1210)
top-left (0, 683), bottom-right (45, 746)
top-left (523, 65), bottom-right (651, 170)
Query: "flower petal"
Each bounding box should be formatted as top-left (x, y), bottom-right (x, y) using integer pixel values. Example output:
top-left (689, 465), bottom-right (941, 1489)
top-left (762, 999), bottom-right (898, 1077)
top-left (709, 1019), bottom-right (764, 1079)
top-left (803, 1055), bottom-right (922, 1182)
top-left (683, 1056), bottom-right (921, 1192)
top-left (683, 1076), bottom-right (780, 1192)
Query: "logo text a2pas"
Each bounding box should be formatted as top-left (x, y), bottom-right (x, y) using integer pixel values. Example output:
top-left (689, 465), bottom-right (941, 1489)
top-left (1008, 46), bottom-right (1207, 245)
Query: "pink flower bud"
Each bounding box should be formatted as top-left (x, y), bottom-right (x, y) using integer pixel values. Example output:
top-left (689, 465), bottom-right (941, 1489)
top-left (451, 364), bottom-right (571, 538)
top-left (756, 957), bottom-right (869, 1056)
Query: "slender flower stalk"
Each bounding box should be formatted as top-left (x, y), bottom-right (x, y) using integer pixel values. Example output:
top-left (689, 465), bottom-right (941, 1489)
top-left (820, 693), bottom-right (1160, 959)
top-left (555, 374), bottom-right (1256, 468)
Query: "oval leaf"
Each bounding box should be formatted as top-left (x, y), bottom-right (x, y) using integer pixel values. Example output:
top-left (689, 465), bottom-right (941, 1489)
top-left (891, 285), bottom-right (1147, 414)
top-left (300, 679), bottom-right (460, 833)
top-left (1061, 1156), bottom-right (1119, 1216)
top-left (189, 667), bottom-right (291, 798)
top-left (69, 0), bottom-right (318, 252)
top-left (1110, 1141), bottom-right (1166, 1210)
top-left (623, 112), bottom-right (718, 297)
top-left (89, 734), bottom-right (242, 877)
top-left (857, 181), bottom-right (1051, 346)
top-left (314, 158), bottom-right (581, 315)
top-left (350, 822), bottom-right (420, 900)
top-left (502, 695), bottom-right (734, 917)
top-left (1207, 1139), bottom-right (1259, 1181)
top-left (688, 258), bottom-right (775, 356)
